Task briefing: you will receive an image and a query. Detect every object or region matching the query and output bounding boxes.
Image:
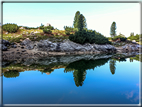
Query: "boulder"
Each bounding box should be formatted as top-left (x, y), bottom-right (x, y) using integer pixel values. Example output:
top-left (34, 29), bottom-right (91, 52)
top-left (122, 44), bottom-right (140, 52)
top-left (21, 38), bottom-right (34, 50)
top-left (11, 44), bottom-right (17, 48)
top-left (2, 39), bottom-right (10, 46)
top-left (93, 44), bottom-right (116, 52)
top-left (60, 40), bottom-right (94, 52)
top-left (1, 44), bottom-right (7, 51)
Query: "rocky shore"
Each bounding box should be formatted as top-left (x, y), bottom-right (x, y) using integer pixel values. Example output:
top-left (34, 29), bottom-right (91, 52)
top-left (0, 38), bottom-right (141, 60)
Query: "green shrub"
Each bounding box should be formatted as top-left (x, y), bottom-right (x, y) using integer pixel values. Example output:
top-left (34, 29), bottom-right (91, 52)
top-left (69, 30), bottom-right (111, 44)
top-left (46, 26), bottom-right (54, 30)
top-left (65, 31), bottom-right (70, 35)
top-left (112, 35), bottom-right (127, 42)
top-left (2, 23), bottom-right (19, 33)
top-left (128, 34), bottom-right (140, 42)
top-left (43, 29), bottom-right (51, 34)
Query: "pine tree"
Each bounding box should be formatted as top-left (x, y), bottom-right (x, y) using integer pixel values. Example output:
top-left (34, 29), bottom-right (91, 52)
top-left (73, 11), bottom-right (87, 29)
top-left (110, 22), bottom-right (116, 37)
top-left (73, 11), bottom-right (80, 28)
top-left (77, 14), bottom-right (84, 31)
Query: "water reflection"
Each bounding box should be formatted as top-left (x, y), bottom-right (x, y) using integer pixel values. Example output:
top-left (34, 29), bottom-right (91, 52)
top-left (2, 54), bottom-right (141, 87)
top-left (4, 70), bottom-right (19, 78)
top-left (64, 59), bottom-right (109, 87)
top-left (109, 59), bottom-right (116, 75)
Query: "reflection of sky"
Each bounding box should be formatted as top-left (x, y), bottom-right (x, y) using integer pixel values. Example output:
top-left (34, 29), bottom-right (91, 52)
top-left (3, 58), bottom-right (140, 104)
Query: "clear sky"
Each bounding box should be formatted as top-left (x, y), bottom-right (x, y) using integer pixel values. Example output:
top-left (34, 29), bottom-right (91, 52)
top-left (3, 3), bottom-right (140, 37)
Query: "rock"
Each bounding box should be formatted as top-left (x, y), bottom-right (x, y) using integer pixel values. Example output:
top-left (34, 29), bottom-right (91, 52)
top-left (22, 38), bottom-right (34, 50)
top-left (93, 44), bottom-right (116, 52)
top-left (132, 40), bottom-right (136, 43)
top-left (11, 45), bottom-right (17, 48)
top-left (21, 47), bottom-right (24, 49)
top-left (2, 39), bottom-right (10, 46)
top-left (122, 44), bottom-right (140, 52)
top-left (1, 44), bottom-right (7, 51)
top-left (60, 40), bottom-right (94, 52)
top-left (20, 42), bottom-right (25, 46)
top-left (30, 32), bottom-right (35, 36)
top-left (10, 42), bottom-right (15, 45)
top-left (22, 50), bottom-right (26, 52)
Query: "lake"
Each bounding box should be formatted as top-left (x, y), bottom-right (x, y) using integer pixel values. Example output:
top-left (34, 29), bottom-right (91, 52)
top-left (2, 54), bottom-right (140, 105)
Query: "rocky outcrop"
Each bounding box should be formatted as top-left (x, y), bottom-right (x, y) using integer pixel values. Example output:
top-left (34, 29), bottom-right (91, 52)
top-left (0, 39), bottom-right (10, 51)
top-left (20, 39), bottom-right (116, 53)
top-left (2, 38), bottom-right (141, 56)
top-left (122, 44), bottom-right (141, 52)
top-left (93, 43), bottom-right (116, 52)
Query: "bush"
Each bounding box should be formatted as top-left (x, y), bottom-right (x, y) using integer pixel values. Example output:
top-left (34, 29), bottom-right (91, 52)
top-left (2, 23), bottom-right (19, 33)
top-left (46, 26), bottom-right (54, 30)
top-left (69, 30), bottom-right (111, 44)
top-left (43, 29), bottom-right (51, 34)
top-left (112, 35), bottom-right (127, 42)
top-left (65, 31), bottom-right (70, 35)
top-left (128, 34), bottom-right (140, 42)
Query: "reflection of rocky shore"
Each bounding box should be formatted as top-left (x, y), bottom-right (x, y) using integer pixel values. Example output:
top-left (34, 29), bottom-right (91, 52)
top-left (2, 53), bottom-right (141, 87)
top-left (2, 52), bottom-right (139, 68)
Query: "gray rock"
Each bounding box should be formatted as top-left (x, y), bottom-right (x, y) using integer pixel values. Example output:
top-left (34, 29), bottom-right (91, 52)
top-left (2, 39), bottom-right (10, 46)
top-left (1, 44), bottom-right (7, 51)
top-left (11, 44), bottom-right (17, 48)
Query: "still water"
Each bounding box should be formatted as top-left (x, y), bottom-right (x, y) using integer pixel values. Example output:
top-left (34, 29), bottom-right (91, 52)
top-left (2, 55), bottom-right (140, 104)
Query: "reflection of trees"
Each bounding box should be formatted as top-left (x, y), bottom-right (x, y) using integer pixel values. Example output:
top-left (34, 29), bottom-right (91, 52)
top-left (119, 58), bottom-right (126, 62)
top-left (42, 68), bottom-right (53, 73)
top-left (4, 70), bottom-right (20, 78)
top-left (109, 59), bottom-right (116, 75)
top-left (130, 58), bottom-right (133, 62)
top-left (130, 55), bottom-right (142, 62)
top-left (64, 59), bottom-right (109, 87)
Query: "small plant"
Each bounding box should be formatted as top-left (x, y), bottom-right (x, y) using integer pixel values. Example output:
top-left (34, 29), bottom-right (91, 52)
top-left (43, 29), bottom-right (51, 34)
top-left (2, 23), bottom-right (19, 33)
top-left (65, 31), bottom-right (70, 35)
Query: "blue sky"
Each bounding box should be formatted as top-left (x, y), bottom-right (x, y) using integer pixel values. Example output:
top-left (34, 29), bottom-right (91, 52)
top-left (3, 3), bottom-right (140, 37)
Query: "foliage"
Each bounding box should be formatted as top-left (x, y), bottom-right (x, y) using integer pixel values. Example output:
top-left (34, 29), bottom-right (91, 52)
top-left (111, 33), bottom-right (127, 42)
top-left (69, 30), bottom-right (111, 44)
top-left (45, 26), bottom-right (54, 30)
top-left (128, 33), bottom-right (141, 42)
top-left (43, 29), bottom-right (52, 34)
top-left (64, 26), bottom-right (77, 32)
top-left (77, 14), bottom-right (84, 31)
top-left (2, 23), bottom-right (19, 33)
top-left (65, 31), bottom-right (70, 35)
top-left (110, 22), bottom-right (116, 37)
top-left (73, 11), bottom-right (80, 28)
top-left (73, 11), bottom-right (87, 30)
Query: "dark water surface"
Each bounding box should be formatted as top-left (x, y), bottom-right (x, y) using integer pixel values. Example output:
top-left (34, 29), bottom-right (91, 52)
top-left (2, 55), bottom-right (140, 104)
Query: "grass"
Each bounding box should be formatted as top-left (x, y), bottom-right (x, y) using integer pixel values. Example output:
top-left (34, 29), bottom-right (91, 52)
top-left (2, 29), bottom-right (71, 43)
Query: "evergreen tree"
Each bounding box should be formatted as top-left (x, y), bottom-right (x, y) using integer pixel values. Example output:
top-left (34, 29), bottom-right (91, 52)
top-left (73, 11), bottom-right (87, 29)
top-left (73, 11), bottom-right (80, 28)
top-left (77, 14), bottom-right (84, 31)
top-left (110, 22), bottom-right (116, 37)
